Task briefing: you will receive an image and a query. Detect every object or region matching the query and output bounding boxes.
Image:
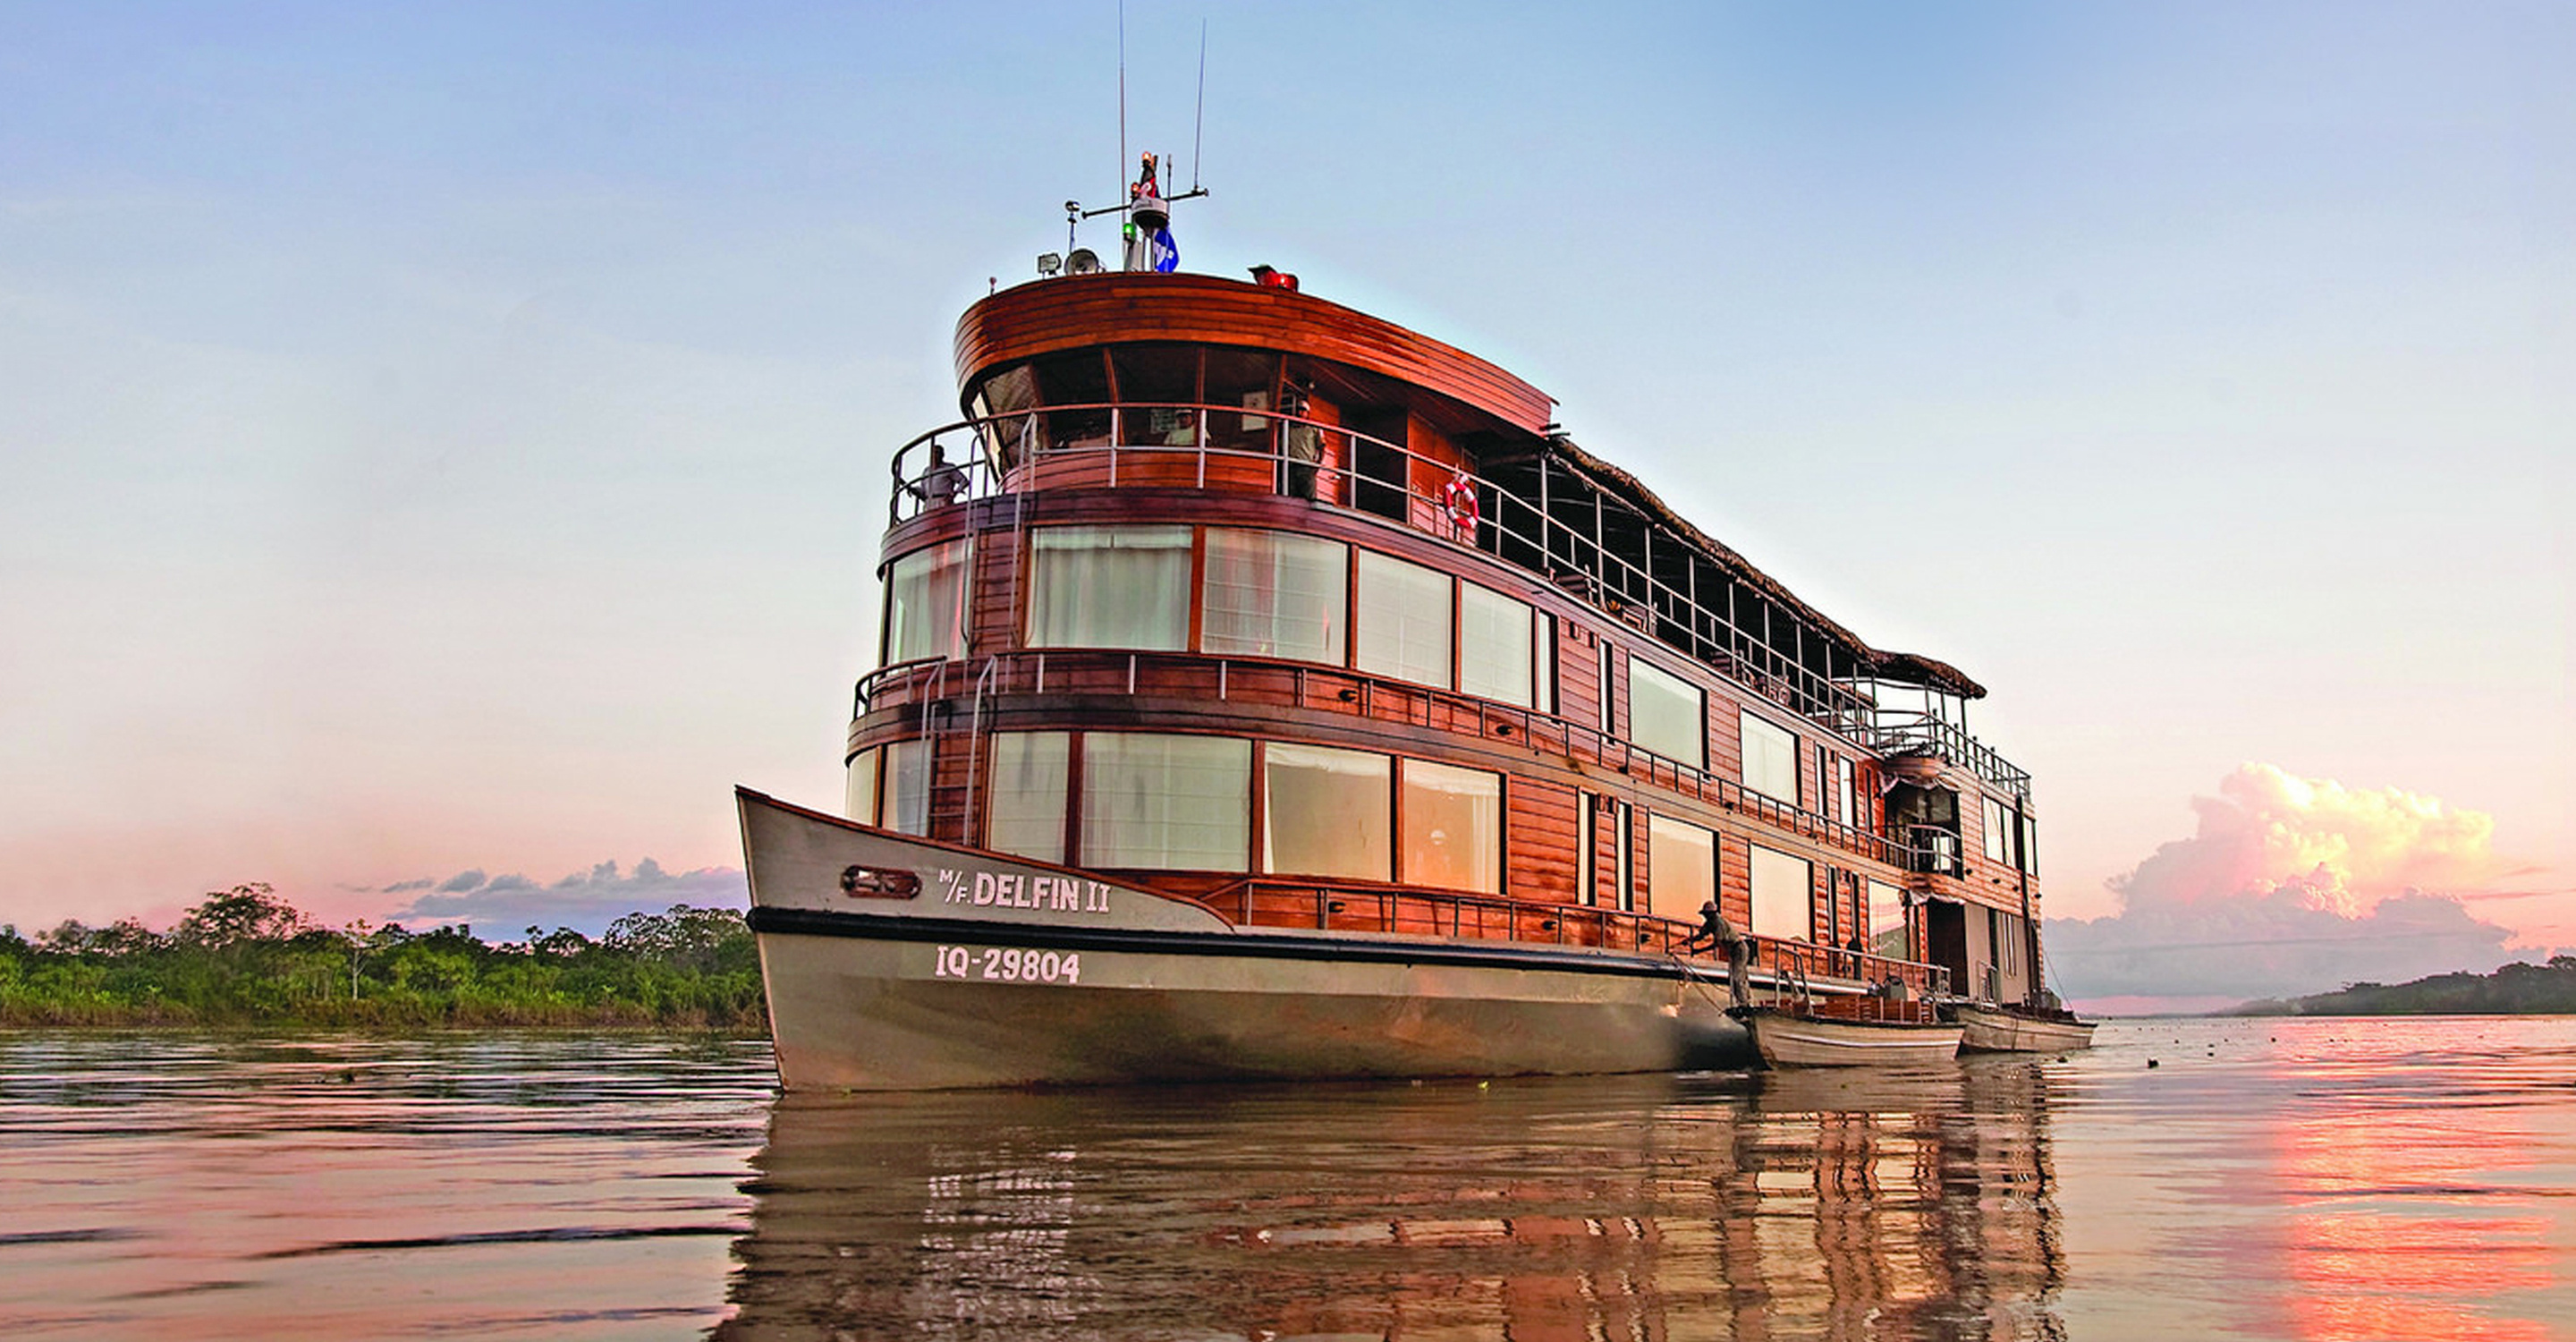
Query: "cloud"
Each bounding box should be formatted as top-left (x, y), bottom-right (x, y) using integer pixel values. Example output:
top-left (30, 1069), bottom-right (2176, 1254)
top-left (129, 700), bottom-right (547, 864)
top-left (2047, 764), bottom-right (2532, 1007)
top-left (376, 858), bottom-right (747, 938)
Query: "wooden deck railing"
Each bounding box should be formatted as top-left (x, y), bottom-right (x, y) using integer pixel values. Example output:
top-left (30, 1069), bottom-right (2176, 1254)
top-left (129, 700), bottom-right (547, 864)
top-left (860, 649), bottom-right (1913, 870)
top-left (878, 399), bottom-right (2032, 797)
top-left (1192, 877), bottom-right (1948, 1000)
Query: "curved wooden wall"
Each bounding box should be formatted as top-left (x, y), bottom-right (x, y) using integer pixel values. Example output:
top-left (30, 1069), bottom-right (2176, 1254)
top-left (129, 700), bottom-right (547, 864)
top-left (953, 273), bottom-right (1556, 436)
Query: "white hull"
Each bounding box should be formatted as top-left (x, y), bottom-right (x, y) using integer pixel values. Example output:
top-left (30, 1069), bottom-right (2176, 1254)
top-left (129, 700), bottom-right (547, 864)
top-left (738, 789), bottom-right (1750, 1090)
top-left (1953, 1004), bottom-right (2096, 1054)
top-left (1740, 1008), bottom-right (1963, 1068)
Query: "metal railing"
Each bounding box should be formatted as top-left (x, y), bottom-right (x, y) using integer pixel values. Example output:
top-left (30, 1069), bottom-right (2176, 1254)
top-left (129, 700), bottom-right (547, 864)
top-left (1196, 877), bottom-right (1950, 1000)
top-left (860, 648), bottom-right (1918, 871)
top-left (1859, 712), bottom-right (2032, 796)
top-left (880, 400), bottom-right (2032, 794)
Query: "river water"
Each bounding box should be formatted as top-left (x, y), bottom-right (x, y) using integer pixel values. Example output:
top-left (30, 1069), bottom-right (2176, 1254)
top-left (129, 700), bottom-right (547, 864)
top-left (3, 1017), bottom-right (2571, 1340)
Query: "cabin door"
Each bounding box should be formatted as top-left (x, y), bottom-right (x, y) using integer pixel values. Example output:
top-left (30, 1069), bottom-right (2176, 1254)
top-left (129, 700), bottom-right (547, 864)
top-left (1924, 901), bottom-right (1970, 998)
top-left (1347, 409), bottom-right (1410, 522)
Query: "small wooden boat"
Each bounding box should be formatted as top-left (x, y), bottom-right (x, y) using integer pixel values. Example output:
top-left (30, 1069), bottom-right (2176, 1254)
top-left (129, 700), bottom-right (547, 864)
top-left (1733, 999), bottom-right (1963, 1068)
top-left (1950, 1002), bottom-right (2096, 1054)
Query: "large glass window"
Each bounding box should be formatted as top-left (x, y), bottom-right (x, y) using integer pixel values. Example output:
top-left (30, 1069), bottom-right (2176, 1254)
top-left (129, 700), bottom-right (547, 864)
top-left (1646, 814), bottom-right (1716, 922)
top-left (1355, 550), bottom-right (1453, 688)
top-left (1835, 756), bottom-right (1858, 828)
top-left (883, 538), bottom-right (971, 664)
top-left (1028, 525), bottom-right (1191, 650)
top-left (1629, 658), bottom-right (1706, 769)
top-left (1982, 796), bottom-right (2013, 863)
top-left (1868, 879), bottom-right (1907, 956)
top-left (844, 747), bottom-right (880, 825)
top-left (882, 738), bottom-right (932, 837)
top-left (1750, 844), bottom-right (1812, 941)
top-left (1400, 760), bottom-right (1501, 893)
top-left (987, 732), bottom-right (1070, 863)
top-left (2020, 812), bottom-right (2039, 876)
top-left (1080, 733), bottom-right (1250, 871)
top-left (1741, 710), bottom-right (1799, 804)
top-left (1263, 743), bottom-right (1391, 881)
top-left (1457, 582), bottom-right (1536, 708)
top-left (1202, 530), bottom-right (1347, 663)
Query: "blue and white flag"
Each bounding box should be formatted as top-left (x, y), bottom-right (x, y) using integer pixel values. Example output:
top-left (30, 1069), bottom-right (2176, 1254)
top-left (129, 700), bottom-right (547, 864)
top-left (1148, 225), bottom-right (1180, 273)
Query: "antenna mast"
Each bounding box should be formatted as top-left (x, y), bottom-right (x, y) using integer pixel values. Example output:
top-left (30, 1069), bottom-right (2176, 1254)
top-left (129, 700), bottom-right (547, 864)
top-left (1191, 21), bottom-right (1207, 191)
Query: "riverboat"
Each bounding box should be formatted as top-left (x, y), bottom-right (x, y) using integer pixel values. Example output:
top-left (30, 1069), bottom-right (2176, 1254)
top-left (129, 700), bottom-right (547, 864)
top-left (1733, 1001), bottom-right (1966, 1069)
top-left (739, 166), bottom-right (2059, 1090)
top-left (1951, 1001), bottom-right (2097, 1054)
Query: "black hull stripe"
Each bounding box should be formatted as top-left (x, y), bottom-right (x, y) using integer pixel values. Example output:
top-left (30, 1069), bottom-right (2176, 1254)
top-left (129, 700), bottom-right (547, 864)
top-left (746, 905), bottom-right (1708, 983)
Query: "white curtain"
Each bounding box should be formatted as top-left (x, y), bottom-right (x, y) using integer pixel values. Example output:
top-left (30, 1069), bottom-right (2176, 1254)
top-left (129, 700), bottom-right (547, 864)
top-left (1029, 526), bottom-right (1191, 650)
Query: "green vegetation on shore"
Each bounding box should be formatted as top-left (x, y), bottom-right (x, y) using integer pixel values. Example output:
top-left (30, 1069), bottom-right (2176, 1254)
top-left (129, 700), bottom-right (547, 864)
top-left (2237, 956), bottom-right (2576, 1016)
top-left (1, 885), bottom-right (764, 1028)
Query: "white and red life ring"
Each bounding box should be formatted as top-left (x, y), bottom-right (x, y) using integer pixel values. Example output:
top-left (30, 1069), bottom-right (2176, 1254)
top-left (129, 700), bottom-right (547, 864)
top-left (1441, 475), bottom-right (1479, 532)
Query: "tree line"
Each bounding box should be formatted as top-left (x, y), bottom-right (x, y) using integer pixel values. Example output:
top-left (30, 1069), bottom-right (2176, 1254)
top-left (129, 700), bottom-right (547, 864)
top-left (2238, 955), bottom-right (2576, 1016)
top-left (1, 884), bottom-right (765, 1029)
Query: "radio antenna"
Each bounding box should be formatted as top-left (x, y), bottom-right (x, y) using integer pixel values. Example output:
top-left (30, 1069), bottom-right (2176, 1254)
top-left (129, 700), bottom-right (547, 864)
top-left (1191, 21), bottom-right (1208, 191)
top-left (1116, 1), bottom-right (1128, 215)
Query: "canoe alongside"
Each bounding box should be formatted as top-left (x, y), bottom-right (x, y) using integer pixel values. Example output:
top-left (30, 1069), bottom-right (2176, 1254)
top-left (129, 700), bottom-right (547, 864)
top-left (1733, 1004), bottom-right (1964, 1068)
top-left (1952, 1003), bottom-right (2097, 1054)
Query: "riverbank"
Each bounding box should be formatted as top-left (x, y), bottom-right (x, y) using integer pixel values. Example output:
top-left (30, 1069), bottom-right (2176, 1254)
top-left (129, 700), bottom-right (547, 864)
top-left (2, 884), bottom-right (765, 1030)
top-left (2233, 955), bottom-right (2576, 1015)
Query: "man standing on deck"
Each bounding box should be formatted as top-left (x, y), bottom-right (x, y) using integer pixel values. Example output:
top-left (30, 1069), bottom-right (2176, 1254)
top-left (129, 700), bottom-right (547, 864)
top-left (1682, 898), bottom-right (1752, 1009)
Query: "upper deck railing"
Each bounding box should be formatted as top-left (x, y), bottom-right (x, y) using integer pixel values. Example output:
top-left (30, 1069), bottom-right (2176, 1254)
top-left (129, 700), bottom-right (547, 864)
top-left (885, 400), bottom-right (2031, 798)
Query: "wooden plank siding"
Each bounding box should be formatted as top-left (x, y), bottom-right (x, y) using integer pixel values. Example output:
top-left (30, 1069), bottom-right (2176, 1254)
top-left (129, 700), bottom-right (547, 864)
top-left (856, 493), bottom-right (2046, 937)
top-left (956, 274), bottom-right (1556, 437)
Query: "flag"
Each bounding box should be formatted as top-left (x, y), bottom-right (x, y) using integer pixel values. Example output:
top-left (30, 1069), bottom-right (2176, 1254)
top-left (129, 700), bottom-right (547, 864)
top-left (1148, 225), bottom-right (1180, 273)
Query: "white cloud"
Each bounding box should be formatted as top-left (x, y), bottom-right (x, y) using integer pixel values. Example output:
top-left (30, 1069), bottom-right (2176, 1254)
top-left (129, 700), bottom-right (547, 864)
top-left (2047, 764), bottom-right (2536, 1006)
top-left (376, 858), bottom-right (746, 938)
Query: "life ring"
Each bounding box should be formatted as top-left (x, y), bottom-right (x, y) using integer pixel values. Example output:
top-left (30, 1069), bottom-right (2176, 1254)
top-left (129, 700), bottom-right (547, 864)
top-left (1441, 475), bottom-right (1479, 532)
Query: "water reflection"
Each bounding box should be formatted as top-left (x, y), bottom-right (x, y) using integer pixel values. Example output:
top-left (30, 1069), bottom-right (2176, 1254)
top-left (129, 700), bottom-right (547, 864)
top-left (716, 1060), bottom-right (2071, 1340)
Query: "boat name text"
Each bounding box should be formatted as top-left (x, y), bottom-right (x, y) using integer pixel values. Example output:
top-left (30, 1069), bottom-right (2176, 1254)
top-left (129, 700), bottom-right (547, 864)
top-left (936, 868), bottom-right (1113, 916)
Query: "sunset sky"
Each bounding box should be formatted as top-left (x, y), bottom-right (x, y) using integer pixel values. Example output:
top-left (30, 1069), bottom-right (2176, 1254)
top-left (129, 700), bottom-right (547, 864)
top-left (4, 2), bottom-right (2567, 1005)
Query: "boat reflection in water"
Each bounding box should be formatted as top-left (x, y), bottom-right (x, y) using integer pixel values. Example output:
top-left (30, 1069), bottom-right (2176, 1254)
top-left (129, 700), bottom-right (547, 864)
top-left (713, 1062), bottom-right (2066, 1340)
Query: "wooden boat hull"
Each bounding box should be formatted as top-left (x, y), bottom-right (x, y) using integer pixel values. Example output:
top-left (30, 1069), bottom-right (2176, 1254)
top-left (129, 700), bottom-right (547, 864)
top-left (1737, 1007), bottom-right (1963, 1068)
top-left (739, 788), bottom-right (1751, 1090)
top-left (1953, 1004), bottom-right (2096, 1054)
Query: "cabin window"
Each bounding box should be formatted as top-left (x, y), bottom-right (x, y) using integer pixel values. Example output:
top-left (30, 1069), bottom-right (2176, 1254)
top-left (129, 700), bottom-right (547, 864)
top-left (1201, 530), bottom-right (1347, 664)
top-left (2020, 812), bottom-right (2039, 875)
top-left (1868, 878), bottom-right (1906, 956)
top-left (1534, 613), bottom-right (1555, 714)
top-left (1749, 843), bottom-right (1811, 942)
top-left (1354, 549), bottom-right (1453, 689)
top-left (844, 747), bottom-right (880, 825)
top-left (987, 732), bottom-right (1071, 863)
top-left (1028, 525), bottom-right (1191, 651)
top-left (1400, 759), bottom-right (1501, 894)
top-left (1628, 658), bottom-right (1706, 770)
top-left (1262, 743), bottom-right (1392, 881)
top-left (883, 538), bottom-right (972, 664)
top-left (1080, 733), bottom-right (1250, 871)
top-left (1031, 349), bottom-right (1111, 447)
top-left (1983, 796), bottom-right (2012, 864)
top-left (970, 364), bottom-right (1039, 472)
top-left (1577, 792), bottom-right (1597, 906)
top-left (1740, 710), bottom-right (1799, 804)
top-left (1110, 344), bottom-right (1199, 446)
top-left (1203, 347), bottom-right (1283, 460)
top-left (1835, 756), bottom-right (1859, 828)
top-left (882, 739), bottom-right (932, 837)
top-left (1646, 814), bottom-right (1716, 922)
top-left (1457, 582), bottom-right (1536, 708)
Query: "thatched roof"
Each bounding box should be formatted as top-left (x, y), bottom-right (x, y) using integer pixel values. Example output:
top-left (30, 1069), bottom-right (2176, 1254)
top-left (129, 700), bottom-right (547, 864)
top-left (1543, 437), bottom-right (1987, 700)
